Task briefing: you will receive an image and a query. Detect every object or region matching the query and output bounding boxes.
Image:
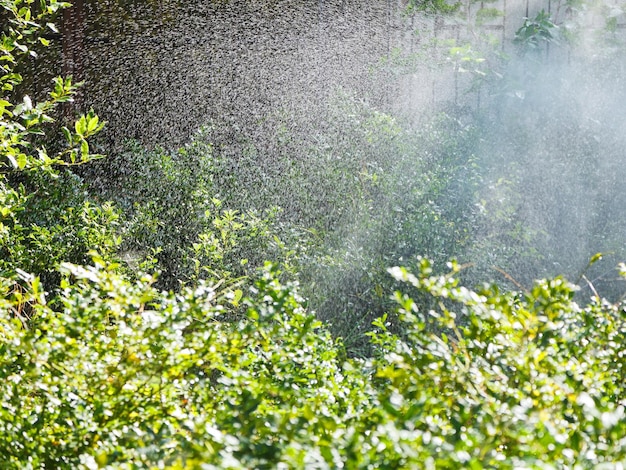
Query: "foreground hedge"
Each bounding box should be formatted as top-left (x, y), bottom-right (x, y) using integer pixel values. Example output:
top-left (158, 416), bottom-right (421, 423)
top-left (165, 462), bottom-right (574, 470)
top-left (2, 258), bottom-right (626, 468)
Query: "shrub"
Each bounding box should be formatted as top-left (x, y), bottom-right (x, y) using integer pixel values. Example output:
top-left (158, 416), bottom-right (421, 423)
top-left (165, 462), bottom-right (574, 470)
top-left (3, 255), bottom-right (626, 467)
top-left (359, 259), bottom-right (626, 467)
top-left (86, 137), bottom-right (293, 289)
top-left (0, 259), bottom-right (364, 468)
top-left (0, 0), bottom-right (118, 292)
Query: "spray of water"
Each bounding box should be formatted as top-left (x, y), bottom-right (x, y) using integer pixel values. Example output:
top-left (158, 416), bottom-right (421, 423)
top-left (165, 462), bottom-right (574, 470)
top-left (467, 2), bottom-right (626, 297)
top-left (41, 0), bottom-right (626, 327)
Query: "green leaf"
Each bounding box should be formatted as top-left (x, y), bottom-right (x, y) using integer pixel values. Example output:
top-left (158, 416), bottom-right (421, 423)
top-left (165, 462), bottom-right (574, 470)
top-left (230, 289), bottom-right (243, 307)
top-left (0, 99), bottom-right (12, 117)
top-left (87, 114), bottom-right (99, 133)
top-left (61, 126), bottom-right (72, 145)
top-left (16, 153), bottom-right (27, 170)
top-left (590, 253), bottom-right (603, 265)
top-left (18, 7), bottom-right (30, 20)
top-left (80, 140), bottom-right (89, 160)
top-left (75, 116), bottom-right (87, 135)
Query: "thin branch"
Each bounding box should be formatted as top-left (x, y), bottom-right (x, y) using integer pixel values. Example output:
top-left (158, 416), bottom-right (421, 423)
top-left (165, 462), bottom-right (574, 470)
top-left (492, 265), bottom-right (529, 294)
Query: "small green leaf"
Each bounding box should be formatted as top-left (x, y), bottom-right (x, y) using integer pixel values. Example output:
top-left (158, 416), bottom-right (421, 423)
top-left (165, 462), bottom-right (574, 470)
top-left (80, 140), bottom-right (89, 160)
top-left (75, 115), bottom-right (87, 135)
top-left (230, 289), bottom-right (243, 307)
top-left (590, 253), bottom-right (603, 264)
top-left (18, 7), bottom-right (30, 20)
top-left (62, 126), bottom-right (72, 144)
top-left (16, 153), bottom-right (27, 170)
top-left (87, 114), bottom-right (99, 133)
top-left (0, 99), bottom-right (12, 117)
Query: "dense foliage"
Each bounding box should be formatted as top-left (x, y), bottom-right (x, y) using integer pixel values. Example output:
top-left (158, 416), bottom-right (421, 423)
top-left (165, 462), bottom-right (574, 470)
top-left (3, 256), bottom-right (626, 468)
top-left (85, 94), bottom-right (483, 354)
top-left (2, 0), bottom-right (626, 468)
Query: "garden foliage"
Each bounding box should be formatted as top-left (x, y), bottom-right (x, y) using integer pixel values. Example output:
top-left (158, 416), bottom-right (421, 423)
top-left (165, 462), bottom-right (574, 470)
top-left (3, 256), bottom-right (626, 468)
top-left (2, 1), bottom-right (626, 468)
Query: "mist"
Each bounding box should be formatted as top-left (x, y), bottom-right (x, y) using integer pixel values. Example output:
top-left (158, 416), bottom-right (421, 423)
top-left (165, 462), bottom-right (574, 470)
top-left (467, 11), bottom-right (626, 297)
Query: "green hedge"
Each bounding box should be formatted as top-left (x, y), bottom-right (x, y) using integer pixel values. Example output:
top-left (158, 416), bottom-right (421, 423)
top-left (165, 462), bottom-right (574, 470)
top-left (2, 258), bottom-right (626, 468)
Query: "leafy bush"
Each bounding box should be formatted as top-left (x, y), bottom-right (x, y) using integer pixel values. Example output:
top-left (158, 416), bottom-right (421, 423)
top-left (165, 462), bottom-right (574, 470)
top-left (84, 95), bottom-right (483, 354)
top-left (465, 50), bottom-right (626, 298)
top-left (514, 10), bottom-right (559, 53)
top-left (0, 259), bottom-right (360, 468)
top-left (85, 137), bottom-right (293, 289)
top-left (294, 108), bottom-right (482, 355)
top-left (3, 255), bottom-right (626, 467)
top-left (0, 0), bottom-right (119, 291)
top-left (356, 259), bottom-right (626, 467)
top-left (1, 170), bottom-right (121, 286)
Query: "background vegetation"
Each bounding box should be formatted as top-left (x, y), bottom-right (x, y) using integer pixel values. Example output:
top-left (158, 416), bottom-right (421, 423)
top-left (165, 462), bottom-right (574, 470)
top-left (2, 0), bottom-right (626, 467)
